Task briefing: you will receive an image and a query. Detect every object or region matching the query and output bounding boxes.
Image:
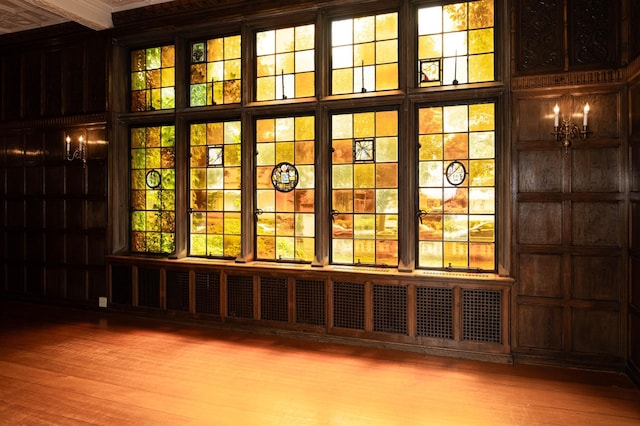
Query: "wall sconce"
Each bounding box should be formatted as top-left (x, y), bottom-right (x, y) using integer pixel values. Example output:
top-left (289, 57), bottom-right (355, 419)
top-left (65, 132), bottom-right (87, 167)
top-left (552, 103), bottom-right (590, 153)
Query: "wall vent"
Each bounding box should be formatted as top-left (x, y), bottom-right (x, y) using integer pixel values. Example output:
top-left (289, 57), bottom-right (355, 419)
top-left (417, 287), bottom-right (453, 339)
top-left (195, 271), bottom-right (220, 315)
top-left (333, 281), bottom-right (365, 330)
top-left (166, 270), bottom-right (189, 311)
top-left (295, 279), bottom-right (325, 326)
top-left (373, 284), bottom-right (407, 335)
top-left (227, 275), bottom-right (253, 318)
top-left (462, 289), bottom-right (501, 343)
top-left (260, 276), bottom-right (288, 322)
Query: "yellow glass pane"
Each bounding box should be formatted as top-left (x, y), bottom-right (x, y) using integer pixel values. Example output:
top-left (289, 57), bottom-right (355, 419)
top-left (443, 105), bottom-right (468, 133)
top-left (275, 117), bottom-right (294, 141)
top-left (224, 212), bottom-right (241, 234)
top-left (354, 16), bottom-right (375, 43)
top-left (354, 163), bottom-right (375, 188)
top-left (191, 64), bottom-right (206, 84)
top-left (276, 213), bottom-right (295, 236)
top-left (419, 161), bottom-right (443, 187)
top-left (256, 77), bottom-right (275, 101)
top-left (131, 50), bottom-right (145, 71)
top-left (332, 68), bottom-right (353, 95)
top-left (419, 108), bottom-right (443, 134)
top-left (295, 24), bottom-right (315, 50)
top-left (161, 45), bottom-right (174, 67)
top-left (256, 190), bottom-right (275, 212)
top-left (207, 191), bottom-right (223, 211)
top-left (276, 191), bottom-right (294, 212)
top-left (469, 103), bottom-right (495, 131)
top-left (354, 189), bottom-right (374, 213)
top-left (295, 72), bottom-right (315, 97)
top-left (354, 240), bottom-right (375, 263)
top-left (469, 0), bottom-right (495, 29)
top-left (332, 164), bottom-right (354, 189)
top-left (295, 116), bottom-right (314, 141)
top-left (276, 141), bottom-right (295, 163)
top-left (354, 43), bottom-right (375, 66)
top-left (257, 55), bottom-right (275, 77)
top-left (419, 241), bottom-right (442, 268)
top-left (209, 61), bottom-right (223, 81)
top-left (419, 189), bottom-right (443, 213)
top-left (469, 54), bottom-right (494, 83)
top-left (256, 30), bottom-right (275, 56)
top-left (256, 143), bottom-right (275, 167)
top-left (418, 35), bottom-right (442, 59)
top-left (332, 139), bottom-right (353, 164)
top-left (376, 189), bottom-right (397, 212)
top-left (375, 111), bottom-right (398, 136)
top-left (469, 160), bottom-right (495, 186)
top-left (295, 190), bottom-right (314, 211)
top-left (257, 235), bottom-right (275, 258)
top-left (470, 243), bottom-right (494, 270)
top-left (375, 13), bottom-right (397, 41)
top-left (332, 192), bottom-right (353, 214)
top-left (469, 28), bottom-right (493, 54)
top-left (332, 115), bottom-right (353, 139)
top-left (224, 167), bottom-right (241, 189)
top-left (224, 145), bottom-right (241, 168)
top-left (256, 120), bottom-right (275, 142)
top-left (332, 19), bottom-right (353, 46)
top-left (190, 146), bottom-right (206, 167)
top-left (376, 164), bottom-right (397, 188)
top-left (276, 27), bottom-right (295, 53)
top-left (444, 242), bottom-right (468, 268)
top-left (375, 137), bottom-right (398, 162)
top-left (375, 63), bottom-right (398, 91)
top-left (443, 31), bottom-right (467, 56)
top-left (443, 4), bottom-right (467, 32)
top-left (161, 68), bottom-right (174, 87)
top-left (296, 237), bottom-right (315, 260)
top-left (419, 135), bottom-right (443, 160)
top-left (207, 168), bottom-right (224, 189)
top-left (295, 141), bottom-right (314, 164)
top-left (276, 52), bottom-right (295, 74)
top-left (469, 132), bottom-right (495, 158)
top-left (223, 190), bottom-right (241, 211)
top-left (225, 35), bottom-right (241, 59)
top-left (444, 133), bottom-right (469, 160)
top-left (225, 59), bottom-right (241, 80)
top-left (354, 214), bottom-right (375, 239)
top-left (208, 38), bottom-right (223, 61)
top-left (376, 39), bottom-right (397, 64)
top-left (332, 45), bottom-right (353, 69)
top-left (470, 189), bottom-right (495, 214)
top-left (224, 121), bottom-right (241, 143)
top-left (295, 50), bottom-right (315, 73)
top-left (353, 112), bottom-right (374, 138)
top-left (131, 170), bottom-right (145, 190)
top-left (332, 239), bottom-right (353, 263)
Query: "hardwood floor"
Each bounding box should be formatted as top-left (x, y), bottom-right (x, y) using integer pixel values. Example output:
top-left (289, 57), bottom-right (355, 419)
top-left (0, 298), bottom-right (638, 425)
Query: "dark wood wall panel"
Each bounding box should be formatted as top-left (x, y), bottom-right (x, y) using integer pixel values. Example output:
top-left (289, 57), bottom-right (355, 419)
top-left (513, 89), bottom-right (626, 366)
top-left (629, 79), bottom-right (640, 381)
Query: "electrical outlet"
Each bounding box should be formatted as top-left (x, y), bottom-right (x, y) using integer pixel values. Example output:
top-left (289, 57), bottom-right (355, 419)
top-left (98, 297), bottom-right (107, 308)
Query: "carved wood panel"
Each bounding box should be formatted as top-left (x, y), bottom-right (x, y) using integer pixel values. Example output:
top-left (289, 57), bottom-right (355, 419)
top-left (516, 0), bottom-right (564, 73)
top-left (568, 0), bottom-right (616, 68)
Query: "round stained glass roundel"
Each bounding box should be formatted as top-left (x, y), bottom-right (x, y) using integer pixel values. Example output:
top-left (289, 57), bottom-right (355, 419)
top-left (271, 162), bottom-right (299, 192)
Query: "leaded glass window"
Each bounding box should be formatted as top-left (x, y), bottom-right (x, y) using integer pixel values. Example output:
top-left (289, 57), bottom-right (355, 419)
top-left (255, 116), bottom-right (315, 262)
top-left (130, 126), bottom-right (176, 254)
top-left (417, 0), bottom-right (494, 87)
top-left (130, 45), bottom-right (175, 111)
top-left (190, 35), bottom-right (241, 106)
top-left (331, 110), bottom-right (398, 266)
top-left (189, 121), bottom-right (242, 258)
top-left (256, 24), bottom-right (315, 101)
top-left (331, 12), bottom-right (398, 94)
top-left (417, 102), bottom-right (495, 270)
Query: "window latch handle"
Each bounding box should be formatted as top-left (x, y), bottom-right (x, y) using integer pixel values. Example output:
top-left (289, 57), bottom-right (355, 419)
top-left (330, 209), bottom-right (340, 222)
top-left (416, 210), bottom-right (428, 224)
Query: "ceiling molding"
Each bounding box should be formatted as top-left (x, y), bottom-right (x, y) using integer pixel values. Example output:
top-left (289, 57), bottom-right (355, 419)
top-left (22, 0), bottom-right (113, 30)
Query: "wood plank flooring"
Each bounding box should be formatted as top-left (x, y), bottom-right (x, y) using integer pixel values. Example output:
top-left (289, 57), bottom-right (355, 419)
top-left (0, 298), bottom-right (638, 425)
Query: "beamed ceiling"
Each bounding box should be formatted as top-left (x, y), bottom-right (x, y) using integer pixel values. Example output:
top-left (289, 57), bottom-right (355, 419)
top-left (0, 0), bottom-right (174, 34)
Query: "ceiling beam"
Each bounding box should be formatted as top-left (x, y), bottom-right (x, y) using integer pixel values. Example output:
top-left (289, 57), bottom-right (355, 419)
top-left (22, 0), bottom-right (113, 31)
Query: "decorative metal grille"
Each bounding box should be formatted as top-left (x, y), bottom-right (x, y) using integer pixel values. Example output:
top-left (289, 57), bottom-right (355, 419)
top-left (227, 275), bottom-right (253, 319)
top-left (373, 284), bottom-right (407, 335)
top-left (295, 279), bottom-right (325, 326)
top-left (195, 271), bottom-right (220, 315)
top-left (260, 276), bottom-right (288, 322)
top-left (166, 270), bottom-right (189, 311)
top-left (138, 268), bottom-right (160, 308)
top-left (416, 287), bottom-right (453, 339)
top-left (462, 289), bottom-right (501, 343)
top-left (111, 265), bottom-right (132, 305)
top-left (333, 281), bottom-right (365, 330)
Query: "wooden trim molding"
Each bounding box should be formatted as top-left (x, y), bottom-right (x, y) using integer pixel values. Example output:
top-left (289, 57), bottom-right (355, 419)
top-left (511, 69), bottom-right (626, 92)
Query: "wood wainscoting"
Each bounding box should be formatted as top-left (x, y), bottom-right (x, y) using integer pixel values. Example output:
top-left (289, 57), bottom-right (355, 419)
top-left (106, 256), bottom-right (513, 363)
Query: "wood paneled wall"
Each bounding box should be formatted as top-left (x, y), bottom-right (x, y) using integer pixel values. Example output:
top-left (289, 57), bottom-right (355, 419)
top-left (511, 88), bottom-right (627, 367)
top-left (629, 70), bottom-right (640, 383)
top-left (0, 24), bottom-right (109, 302)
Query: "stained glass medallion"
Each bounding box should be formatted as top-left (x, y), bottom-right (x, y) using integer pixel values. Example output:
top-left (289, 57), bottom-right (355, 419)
top-left (271, 162), bottom-right (299, 192)
top-left (354, 138), bottom-right (374, 162)
top-left (207, 146), bottom-right (224, 166)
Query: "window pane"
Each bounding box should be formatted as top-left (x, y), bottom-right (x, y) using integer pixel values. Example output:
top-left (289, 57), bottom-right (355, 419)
top-left (417, 103), bottom-right (496, 271)
top-left (417, 0), bottom-right (494, 87)
top-left (256, 24), bottom-right (315, 101)
top-left (189, 121), bottom-right (242, 258)
top-left (255, 116), bottom-right (315, 262)
top-left (190, 35), bottom-right (241, 106)
top-left (130, 45), bottom-right (175, 111)
top-left (130, 126), bottom-right (176, 254)
top-left (331, 110), bottom-right (398, 266)
top-left (331, 12), bottom-right (398, 94)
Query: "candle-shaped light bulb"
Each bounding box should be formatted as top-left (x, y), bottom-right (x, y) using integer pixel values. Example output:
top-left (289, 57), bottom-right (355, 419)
top-left (79, 135), bottom-right (84, 154)
top-left (553, 104), bottom-right (560, 127)
top-left (583, 103), bottom-right (590, 127)
top-left (66, 135), bottom-right (71, 155)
